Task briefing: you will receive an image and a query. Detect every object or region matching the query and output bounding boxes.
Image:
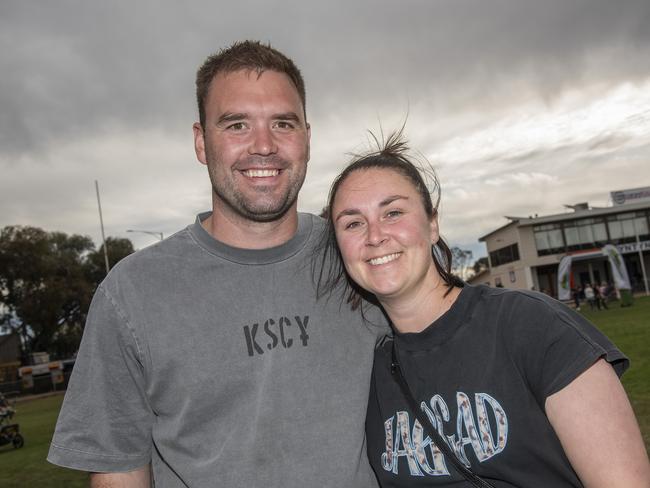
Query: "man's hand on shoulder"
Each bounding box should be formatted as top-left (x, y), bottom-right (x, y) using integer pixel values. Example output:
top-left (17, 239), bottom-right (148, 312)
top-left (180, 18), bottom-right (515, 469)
top-left (89, 465), bottom-right (151, 488)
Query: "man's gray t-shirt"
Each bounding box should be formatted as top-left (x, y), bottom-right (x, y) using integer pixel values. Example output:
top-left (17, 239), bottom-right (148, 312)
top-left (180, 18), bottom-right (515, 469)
top-left (48, 213), bottom-right (384, 487)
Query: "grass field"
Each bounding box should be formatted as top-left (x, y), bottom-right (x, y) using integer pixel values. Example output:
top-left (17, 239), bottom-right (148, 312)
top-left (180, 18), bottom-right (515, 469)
top-left (580, 294), bottom-right (650, 450)
top-left (0, 296), bottom-right (648, 486)
top-left (0, 394), bottom-right (87, 487)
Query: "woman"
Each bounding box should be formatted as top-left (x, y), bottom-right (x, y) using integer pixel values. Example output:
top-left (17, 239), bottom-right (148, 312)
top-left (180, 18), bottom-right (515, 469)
top-left (318, 132), bottom-right (650, 487)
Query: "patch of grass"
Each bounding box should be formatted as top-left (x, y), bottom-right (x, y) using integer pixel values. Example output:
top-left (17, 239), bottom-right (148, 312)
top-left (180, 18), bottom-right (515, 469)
top-left (0, 394), bottom-right (87, 488)
top-left (580, 294), bottom-right (650, 451)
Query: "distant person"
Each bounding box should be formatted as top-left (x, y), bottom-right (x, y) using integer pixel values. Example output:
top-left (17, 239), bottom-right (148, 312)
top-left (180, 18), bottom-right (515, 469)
top-left (584, 283), bottom-right (598, 310)
top-left (319, 131), bottom-right (650, 487)
top-left (0, 392), bottom-right (14, 420)
top-left (604, 281), bottom-right (616, 301)
top-left (48, 41), bottom-right (385, 487)
top-left (593, 284), bottom-right (603, 310)
top-left (572, 286), bottom-right (582, 311)
top-left (598, 282), bottom-right (610, 310)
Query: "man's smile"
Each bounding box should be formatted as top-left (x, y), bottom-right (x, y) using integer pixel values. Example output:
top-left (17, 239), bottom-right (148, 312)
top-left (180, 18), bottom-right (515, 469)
top-left (241, 169), bottom-right (281, 178)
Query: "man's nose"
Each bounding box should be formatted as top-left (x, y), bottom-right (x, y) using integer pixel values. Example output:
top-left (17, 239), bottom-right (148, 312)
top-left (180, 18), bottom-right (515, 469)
top-left (248, 126), bottom-right (278, 155)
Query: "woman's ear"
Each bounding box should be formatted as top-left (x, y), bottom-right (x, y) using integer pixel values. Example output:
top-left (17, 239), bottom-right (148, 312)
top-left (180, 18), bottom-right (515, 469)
top-left (430, 214), bottom-right (440, 244)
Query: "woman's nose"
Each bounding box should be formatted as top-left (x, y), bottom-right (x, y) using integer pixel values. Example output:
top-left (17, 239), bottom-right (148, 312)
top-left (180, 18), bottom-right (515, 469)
top-left (366, 221), bottom-right (388, 246)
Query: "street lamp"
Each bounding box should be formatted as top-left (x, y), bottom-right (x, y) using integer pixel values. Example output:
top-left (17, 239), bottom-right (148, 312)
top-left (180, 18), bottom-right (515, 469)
top-left (126, 229), bottom-right (164, 241)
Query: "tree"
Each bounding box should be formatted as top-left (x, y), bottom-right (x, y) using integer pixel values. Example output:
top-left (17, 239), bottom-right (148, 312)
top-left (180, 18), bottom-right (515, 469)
top-left (0, 226), bottom-right (93, 359)
top-left (85, 237), bottom-right (135, 287)
top-left (0, 226), bottom-right (134, 360)
top-left (473, 256), bottom-right (490, 275)
top-left (450, 246), bottom-right (474, 280)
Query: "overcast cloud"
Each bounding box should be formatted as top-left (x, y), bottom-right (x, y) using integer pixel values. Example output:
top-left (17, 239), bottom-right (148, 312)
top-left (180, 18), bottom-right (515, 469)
top-left (1, 0), bottom-right (649, 256)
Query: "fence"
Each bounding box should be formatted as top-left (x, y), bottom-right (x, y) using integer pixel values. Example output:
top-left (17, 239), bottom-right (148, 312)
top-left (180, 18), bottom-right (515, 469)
top-left (0, 371), bottom-right (72, 397)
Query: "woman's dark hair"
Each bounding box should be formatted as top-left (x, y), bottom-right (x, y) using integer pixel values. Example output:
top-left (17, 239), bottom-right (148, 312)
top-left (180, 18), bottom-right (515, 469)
top-left (315, 129), bottom-right (463, 312)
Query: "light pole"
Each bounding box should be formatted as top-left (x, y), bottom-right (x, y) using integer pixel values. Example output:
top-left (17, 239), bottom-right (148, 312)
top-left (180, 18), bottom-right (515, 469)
top-left (95, 180), bottom-right (110, 274)
top-left (126, 229), bottom-right (164, 242)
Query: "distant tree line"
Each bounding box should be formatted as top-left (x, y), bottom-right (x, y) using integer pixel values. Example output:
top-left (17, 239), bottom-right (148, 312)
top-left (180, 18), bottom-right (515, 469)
top-left (0, 226), bottom-right (134, 362)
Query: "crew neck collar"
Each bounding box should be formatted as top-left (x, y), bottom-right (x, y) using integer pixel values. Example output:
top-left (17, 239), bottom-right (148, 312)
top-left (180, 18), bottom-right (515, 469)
top-left (188, 211), bottom-right (314, 265)
top-left (395, 284), bottom-right (482, 350)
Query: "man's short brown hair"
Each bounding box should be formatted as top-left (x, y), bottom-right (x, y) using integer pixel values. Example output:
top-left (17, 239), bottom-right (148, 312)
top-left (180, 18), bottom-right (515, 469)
top-left (196, 40), bottom-right (306, 128)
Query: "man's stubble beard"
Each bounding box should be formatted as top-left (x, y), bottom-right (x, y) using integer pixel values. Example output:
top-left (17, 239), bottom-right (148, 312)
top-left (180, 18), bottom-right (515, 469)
top-left (206, 153), bottom-right (308, 224)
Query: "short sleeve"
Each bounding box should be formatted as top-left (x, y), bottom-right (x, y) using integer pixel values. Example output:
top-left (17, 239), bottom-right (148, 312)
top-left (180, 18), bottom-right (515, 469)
top-left (508, 293), bottom-right (629, 407)
top-left (47, 285), bottom-right (153, 472)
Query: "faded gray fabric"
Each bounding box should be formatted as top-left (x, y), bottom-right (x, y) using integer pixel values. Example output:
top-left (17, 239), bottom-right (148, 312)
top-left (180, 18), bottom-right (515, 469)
top-left (48, 212), bottom-right (384, 487)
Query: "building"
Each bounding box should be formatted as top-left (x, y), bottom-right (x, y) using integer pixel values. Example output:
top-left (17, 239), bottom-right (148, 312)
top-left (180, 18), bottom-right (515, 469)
top-left (469, 187), bottom-right (650, 298)
top-left (0, 331), bottom-right (21, 383)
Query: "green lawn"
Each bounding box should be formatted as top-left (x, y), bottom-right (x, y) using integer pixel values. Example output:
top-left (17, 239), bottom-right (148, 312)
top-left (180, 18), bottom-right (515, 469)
top-left (0, 394), bottom-right (87, 487)
top-left (0, 297), bottom-right (648, 486)
top-left (579, 294), bottom-right (650, 451)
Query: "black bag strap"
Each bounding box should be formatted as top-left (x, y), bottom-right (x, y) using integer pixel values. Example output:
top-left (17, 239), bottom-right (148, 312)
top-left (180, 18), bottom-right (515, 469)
top-left (391, 340), bottom-right (496, 488)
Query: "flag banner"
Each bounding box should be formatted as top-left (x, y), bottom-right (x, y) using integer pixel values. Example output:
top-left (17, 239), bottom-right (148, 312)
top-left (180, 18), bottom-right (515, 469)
top-left (557, 255), bottom-right (572, 300)
top-left (602, 244), bottom-right (632, 290)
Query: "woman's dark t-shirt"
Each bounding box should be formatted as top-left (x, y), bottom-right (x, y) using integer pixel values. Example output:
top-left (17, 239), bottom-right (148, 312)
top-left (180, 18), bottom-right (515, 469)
top-left (366, 284), bottom-right (628, 487)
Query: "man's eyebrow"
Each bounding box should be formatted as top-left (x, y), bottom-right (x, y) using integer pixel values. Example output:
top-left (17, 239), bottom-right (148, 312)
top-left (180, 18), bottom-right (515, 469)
top-left (274, 112), bottom-right (304, 127)
top-left (274, 112), bottom-right (301, 122)
top-left (216, 112), bottom-right (248, 125)
top-left (216, 112), bottom-right (302, 126)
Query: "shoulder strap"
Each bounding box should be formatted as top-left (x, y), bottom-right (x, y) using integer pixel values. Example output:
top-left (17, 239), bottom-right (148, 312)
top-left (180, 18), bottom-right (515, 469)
top-left (391, 340), bottom-right (496, 488)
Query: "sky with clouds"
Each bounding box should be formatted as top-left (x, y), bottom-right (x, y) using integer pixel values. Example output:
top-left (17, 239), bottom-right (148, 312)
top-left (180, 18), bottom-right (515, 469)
top-left (1, 0), bottom-right (649, 257)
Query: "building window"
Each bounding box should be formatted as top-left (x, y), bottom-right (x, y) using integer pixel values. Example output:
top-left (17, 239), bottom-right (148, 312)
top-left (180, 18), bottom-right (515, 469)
top-left (534, 224), bottom-right (565, 256)
top-left (532, 210), bottom-right (650, 256)
top-left (639, 211), bottom-right (650, 242)
top-left (509, 271), bottom-right (516, 282)
top-left (563, 217), bottom-right (608, 251)
top-left (495, 277), bottom-right (502, 287)
top-left (592, 220), bottom-right (609, 245)
top-left (607, 212), bottom-right (649, 244)
top-left (489, 243), bottom-right (520, 267)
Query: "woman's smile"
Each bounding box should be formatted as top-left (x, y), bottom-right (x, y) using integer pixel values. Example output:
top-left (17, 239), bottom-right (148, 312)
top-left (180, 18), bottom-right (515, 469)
top-left (367, 252), bottom-right (402, 266)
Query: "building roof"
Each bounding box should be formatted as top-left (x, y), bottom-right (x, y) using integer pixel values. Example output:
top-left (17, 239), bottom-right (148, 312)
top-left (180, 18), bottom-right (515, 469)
top-left (480, 199), bottom-right (650, 241)
top-left (478, 220), bottom-right (520, 242)
top-left (517, 199), bottom-right (650, 226)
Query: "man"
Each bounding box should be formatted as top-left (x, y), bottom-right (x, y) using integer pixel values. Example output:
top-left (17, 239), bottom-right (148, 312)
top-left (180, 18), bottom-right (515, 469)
top-left (48, 41), bottom-right (384, 487)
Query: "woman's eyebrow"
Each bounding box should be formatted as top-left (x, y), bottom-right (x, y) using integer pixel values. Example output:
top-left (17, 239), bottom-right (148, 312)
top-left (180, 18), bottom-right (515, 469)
top-left (335, 195), bottom-right (409, 222)
top-left (335, 208), bottom-right (361, 222)
top-left (379, 195), bottom-right (408, 207)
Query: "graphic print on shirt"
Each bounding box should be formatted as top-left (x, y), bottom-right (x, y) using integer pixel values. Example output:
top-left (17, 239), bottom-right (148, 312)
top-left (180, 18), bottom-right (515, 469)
top-left (381, 392), bottom-right (508, 477)
top-left (243, 315), bottom-right (310, 357)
